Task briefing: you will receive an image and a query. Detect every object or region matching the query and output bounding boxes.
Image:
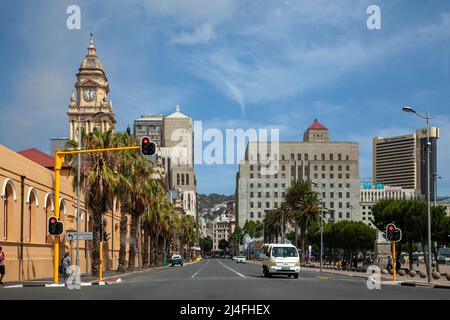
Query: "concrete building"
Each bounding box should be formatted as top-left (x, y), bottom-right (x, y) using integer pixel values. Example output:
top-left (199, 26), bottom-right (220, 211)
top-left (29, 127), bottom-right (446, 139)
top-left (133, 114), bottom-right (164, 147)
top-left (373, 127), bottom-right (439, 199)
top-left (212, 214), bottom-right (231, 252)
top-left (436, 197), bottom-right (450, 217)
top-left (360, 183), bottom-right (418, 227)
top-left (68, 34), bottom-right (116, 142)
top-left (236, 119), bottom-right (360, 228)
top-left (134, 105), bottom-right (197, 218)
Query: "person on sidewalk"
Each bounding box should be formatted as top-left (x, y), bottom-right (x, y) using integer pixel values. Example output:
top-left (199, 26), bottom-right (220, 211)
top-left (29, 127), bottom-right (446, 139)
top-left (0, 247), bottom-right (5, 285)
top-left (387, 256), bottom-right (393, 272)
top-left (62, 250), bottom-right (71, 284)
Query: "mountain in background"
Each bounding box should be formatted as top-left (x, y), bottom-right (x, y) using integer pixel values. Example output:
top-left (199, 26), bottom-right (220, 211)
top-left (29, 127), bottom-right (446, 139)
top-left (198, 193), bottom-right (234, 211)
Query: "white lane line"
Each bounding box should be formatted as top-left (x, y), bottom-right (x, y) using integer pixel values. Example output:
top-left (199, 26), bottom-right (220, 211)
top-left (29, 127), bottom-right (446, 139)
top-left (216, 259), bottom-right (246, 278)
top-left (192, 260), bottom-right (209, 278)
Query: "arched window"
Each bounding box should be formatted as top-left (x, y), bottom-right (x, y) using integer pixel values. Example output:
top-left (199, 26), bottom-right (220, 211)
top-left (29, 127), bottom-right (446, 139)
top-left (27, 188), bottom-right (38, 242)
top-left (44, 193), bottom-right (54, 244)
top-left (3, 186), bottom-right (8, 240)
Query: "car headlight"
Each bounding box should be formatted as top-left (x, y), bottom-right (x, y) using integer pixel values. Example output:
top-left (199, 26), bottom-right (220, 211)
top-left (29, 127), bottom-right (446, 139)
top-left (270, 259), bottom-right (277, 266)
top-left (295, 260), bottom-right (300, 267)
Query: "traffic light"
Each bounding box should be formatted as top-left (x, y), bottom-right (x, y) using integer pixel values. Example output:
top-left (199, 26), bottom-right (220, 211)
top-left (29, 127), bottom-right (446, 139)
top-left (140, 136), bottom-right (156, 156)
top-left (103, 232), bottom-right (111, 241)
top-left (386, 223), bottom-right (402, 242)
top-left (48, 216), bottom-right (64, 236)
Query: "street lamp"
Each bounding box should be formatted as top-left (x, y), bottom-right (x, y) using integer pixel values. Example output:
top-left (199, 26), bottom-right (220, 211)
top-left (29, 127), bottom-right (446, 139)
top-left (402, 106), bottom-right (432, 284)
top-left (311, 181), bottom-right (327, 272)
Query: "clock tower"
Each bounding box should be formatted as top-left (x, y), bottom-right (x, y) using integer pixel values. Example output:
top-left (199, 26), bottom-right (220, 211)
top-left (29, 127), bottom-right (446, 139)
top-left (68, 34), bottom-right (116, 141)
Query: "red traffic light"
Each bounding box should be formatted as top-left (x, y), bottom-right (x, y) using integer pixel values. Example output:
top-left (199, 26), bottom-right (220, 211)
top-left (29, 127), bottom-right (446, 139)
top-left (49, 217), bottom-right (57, 224)
top-left (141, 136), bottom-right (156, 156)
top-left (388, 225), bottom-right (395, 231)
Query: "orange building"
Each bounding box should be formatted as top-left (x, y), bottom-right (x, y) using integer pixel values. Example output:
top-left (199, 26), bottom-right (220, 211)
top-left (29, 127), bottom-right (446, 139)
top-left (0, 144), bottom-right (125, 282)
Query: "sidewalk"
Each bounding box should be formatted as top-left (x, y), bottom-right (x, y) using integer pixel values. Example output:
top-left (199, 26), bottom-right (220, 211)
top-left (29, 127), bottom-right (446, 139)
top-left (2, 260), bottom-right (201, 288)
top-left (246, 260), bottom-right (450, 289)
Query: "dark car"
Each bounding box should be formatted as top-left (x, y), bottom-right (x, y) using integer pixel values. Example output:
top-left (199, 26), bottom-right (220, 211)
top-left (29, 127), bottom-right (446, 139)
top-left (170, 254), bottom-right (184, 266)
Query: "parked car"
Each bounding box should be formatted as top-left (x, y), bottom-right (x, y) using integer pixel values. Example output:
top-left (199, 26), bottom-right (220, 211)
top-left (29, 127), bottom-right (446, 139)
top-left (261, 243), bottom-right (300, 279)
top-left (170, 254), bottom-right (184, 267)
top-left (236, 256), bottom-right (246, 264)
top-left (232, 256), bottom-right (238, 261)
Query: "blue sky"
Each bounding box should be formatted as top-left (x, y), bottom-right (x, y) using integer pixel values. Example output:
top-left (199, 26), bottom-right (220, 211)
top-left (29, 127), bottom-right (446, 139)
top-left (0, 0), bottom-right (449, 196)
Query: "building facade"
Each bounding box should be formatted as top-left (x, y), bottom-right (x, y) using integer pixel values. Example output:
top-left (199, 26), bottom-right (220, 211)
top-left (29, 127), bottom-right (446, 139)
top-left (133, 114), bottom-right (164, 147)
top-left (68, 34), bottom-right (116, 142)
top-left (236, 119), bottom-right (360, 228)
top-left (212, 214), bottom-right (231, 252)
top-left (360, 183), bottom-right (418, 227)
top-left (373, 127), bottom-right (439, 199)
top-left (134, 105), bottom-right (197, 217)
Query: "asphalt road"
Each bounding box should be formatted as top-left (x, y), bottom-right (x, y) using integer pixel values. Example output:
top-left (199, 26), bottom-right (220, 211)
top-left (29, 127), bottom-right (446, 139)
top-left (1, 258), bottom-right (450, 300)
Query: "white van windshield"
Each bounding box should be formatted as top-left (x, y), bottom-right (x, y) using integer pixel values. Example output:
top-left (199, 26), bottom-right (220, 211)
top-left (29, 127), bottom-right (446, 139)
top-left (272, 247), bottom-right (298, 258)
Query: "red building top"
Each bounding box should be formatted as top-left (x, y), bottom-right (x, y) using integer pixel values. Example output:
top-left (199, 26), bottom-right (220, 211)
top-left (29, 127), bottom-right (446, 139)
top-left (18, 148), bottom-right (70, 170)
top-left (308, 118), bottom-right (328, 130)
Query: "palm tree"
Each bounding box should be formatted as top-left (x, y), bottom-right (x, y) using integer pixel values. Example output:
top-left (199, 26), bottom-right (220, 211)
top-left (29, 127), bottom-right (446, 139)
top-left (284, 180), bottom-right (312, 248)
top-left (67, 129), bottom-right (123, 275)
top-left (127, 156), bottom-right (153, 270)
top-left (297, 192), bottom-right (321, 263)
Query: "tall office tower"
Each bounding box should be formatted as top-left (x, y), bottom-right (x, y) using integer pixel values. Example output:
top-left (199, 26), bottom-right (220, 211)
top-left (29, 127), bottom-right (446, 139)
top-left (373, 127), bottom-right (439, 199)
top-left (133, 105), bottom-right (197, 217)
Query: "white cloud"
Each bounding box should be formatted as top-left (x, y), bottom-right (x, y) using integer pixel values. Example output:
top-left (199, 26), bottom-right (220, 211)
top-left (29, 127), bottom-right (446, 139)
top-left (171, 23), bottom-right (216, 45)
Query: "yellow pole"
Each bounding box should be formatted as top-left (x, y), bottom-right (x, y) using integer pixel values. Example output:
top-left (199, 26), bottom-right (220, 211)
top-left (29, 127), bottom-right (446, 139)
top-left (99, 240), bottom-right (103, 283)
top-left (392, 242), bottom-right (397, 282)
top-left (53, 152), bottom-right (64, 284)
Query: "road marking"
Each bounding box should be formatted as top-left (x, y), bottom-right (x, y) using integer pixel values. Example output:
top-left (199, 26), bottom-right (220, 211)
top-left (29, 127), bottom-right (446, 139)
top-left (192, 260), bottom-right (209, 278)
top-left (216, 259), bottom-right (246, 278)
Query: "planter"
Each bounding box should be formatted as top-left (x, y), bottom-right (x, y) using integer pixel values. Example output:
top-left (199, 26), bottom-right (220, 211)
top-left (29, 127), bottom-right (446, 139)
top-left (408, 270), bottom-right (416, 277)
top-left (419, 271), bottom-right (427, 278)
top-left (432, 271), bottom-right (441, 280)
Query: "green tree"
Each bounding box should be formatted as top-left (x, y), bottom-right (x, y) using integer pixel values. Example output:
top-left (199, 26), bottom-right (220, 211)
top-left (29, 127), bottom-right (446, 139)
top-left (218, 239), bottom-right (229, 252)
top-left (200, 236), bottom-right (213, 253)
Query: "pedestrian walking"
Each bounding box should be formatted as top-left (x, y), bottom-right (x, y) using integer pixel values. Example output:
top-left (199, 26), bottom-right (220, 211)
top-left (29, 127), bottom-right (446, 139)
top-left (62, 250), bottom-right (71, 284)
top-left (0, 247), bottom-right (5, 285)
top-left (387, 256), bottom-right (393, 272)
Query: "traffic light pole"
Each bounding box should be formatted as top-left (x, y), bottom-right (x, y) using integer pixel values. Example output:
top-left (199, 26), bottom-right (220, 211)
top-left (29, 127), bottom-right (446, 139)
top-left (53, 145), bottom-right (141, 284)
top-left (392, 242), bottom-right (396, 282)
top-left (53, 154), bottom-right (63, 284)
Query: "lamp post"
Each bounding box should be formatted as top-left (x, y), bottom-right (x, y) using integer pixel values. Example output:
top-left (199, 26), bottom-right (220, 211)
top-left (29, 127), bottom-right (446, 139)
top-left (311, 181), bottom-right (326, 272)
top-left (402, 106), bottom-right (432, 283)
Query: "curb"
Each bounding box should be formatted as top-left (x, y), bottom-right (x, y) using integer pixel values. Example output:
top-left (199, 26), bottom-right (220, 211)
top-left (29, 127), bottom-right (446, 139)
top-left (2, 260), bottom-right (202, 289)
top-left (400, 282), bottom-right (450, 289)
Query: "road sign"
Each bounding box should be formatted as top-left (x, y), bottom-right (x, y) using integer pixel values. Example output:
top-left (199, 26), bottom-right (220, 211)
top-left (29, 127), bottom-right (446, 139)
top-left (66, 232), bottom-right (93, 241)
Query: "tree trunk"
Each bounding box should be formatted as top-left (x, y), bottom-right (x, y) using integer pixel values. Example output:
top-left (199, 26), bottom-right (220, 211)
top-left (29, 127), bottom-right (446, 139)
top-left (91, 211), bottom-right (102, 276)
top-left (421, 240), bottom-right (430, 276)
top-left (408, 240), bottom-right (414, 271)
top-left (127, 213), bottom-right (138, 270)
top-left (153, 232), bottom-right (160, 266)
top-left (149, 231), bottom-right (154, 267)
top-left (300, 225), bottom-right (306, 263)
top-left (294, 220), bottom-right (298, 248)
top-left (142, 223), bottom-right (149, 267)
top-left (433, 244), bottom-right (440, 273)
top-left (117, 210), bottom-right (128, 272)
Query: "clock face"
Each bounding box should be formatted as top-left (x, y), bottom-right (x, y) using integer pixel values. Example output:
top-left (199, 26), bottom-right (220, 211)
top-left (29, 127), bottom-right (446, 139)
top-left (83, 88), bottom-right (96, 101)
